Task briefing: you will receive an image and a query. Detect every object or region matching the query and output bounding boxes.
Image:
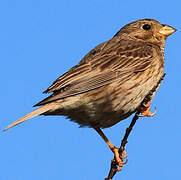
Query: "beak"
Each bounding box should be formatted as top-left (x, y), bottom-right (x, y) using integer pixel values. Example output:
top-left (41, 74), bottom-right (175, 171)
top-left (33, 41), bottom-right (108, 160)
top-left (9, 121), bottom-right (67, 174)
top-left (159, 25), bottom-right (176, 37)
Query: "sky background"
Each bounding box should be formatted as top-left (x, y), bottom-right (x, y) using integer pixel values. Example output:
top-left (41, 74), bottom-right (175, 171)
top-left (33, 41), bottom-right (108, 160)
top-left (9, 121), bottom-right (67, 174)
top-left (0, 0), bottom-right (180, 179)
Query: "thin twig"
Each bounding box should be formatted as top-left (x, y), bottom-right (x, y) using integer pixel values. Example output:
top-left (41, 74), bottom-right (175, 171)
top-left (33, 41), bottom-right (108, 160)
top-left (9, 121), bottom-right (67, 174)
top-left (105, 111), bottom-right (140, 180)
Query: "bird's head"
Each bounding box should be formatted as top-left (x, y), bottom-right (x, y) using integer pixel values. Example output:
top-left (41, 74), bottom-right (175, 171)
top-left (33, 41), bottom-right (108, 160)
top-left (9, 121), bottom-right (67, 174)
top-left (115, 19), bottom-right (176, 47)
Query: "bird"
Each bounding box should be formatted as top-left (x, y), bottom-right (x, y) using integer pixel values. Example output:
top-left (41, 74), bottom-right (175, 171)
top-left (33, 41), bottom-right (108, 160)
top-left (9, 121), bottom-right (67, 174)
top-left (4, 19), bottom-right (176, 168)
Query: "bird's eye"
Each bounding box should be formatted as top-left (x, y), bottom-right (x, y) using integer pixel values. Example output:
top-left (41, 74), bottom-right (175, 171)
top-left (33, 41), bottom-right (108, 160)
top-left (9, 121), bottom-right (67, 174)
top-left (142, 24), bottom-right (151, 30)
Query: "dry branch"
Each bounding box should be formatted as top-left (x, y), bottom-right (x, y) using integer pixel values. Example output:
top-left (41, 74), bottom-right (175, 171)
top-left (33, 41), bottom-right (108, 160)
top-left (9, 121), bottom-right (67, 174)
top-left (105, 111), bottom-right (140, 180)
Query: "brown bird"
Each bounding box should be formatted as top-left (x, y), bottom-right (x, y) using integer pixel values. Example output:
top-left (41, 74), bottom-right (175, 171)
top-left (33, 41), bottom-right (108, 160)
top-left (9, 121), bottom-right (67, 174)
top-left (4, 19), bottom-right (176, 168)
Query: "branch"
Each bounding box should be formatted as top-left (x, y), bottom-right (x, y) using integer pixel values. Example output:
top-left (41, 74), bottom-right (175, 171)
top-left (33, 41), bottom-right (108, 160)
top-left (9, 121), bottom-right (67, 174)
top-left (105, 111), bottom-right (140, 180)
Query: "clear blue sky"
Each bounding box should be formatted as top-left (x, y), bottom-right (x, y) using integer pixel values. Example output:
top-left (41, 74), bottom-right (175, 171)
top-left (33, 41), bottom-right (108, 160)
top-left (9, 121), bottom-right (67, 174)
top-left (1, 0), bottom-right (180, 179)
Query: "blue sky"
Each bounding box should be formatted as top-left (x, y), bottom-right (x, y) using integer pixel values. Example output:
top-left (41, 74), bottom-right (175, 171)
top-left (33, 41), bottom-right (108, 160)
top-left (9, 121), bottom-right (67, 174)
top-left (1, 0), bottom-right (180, 179)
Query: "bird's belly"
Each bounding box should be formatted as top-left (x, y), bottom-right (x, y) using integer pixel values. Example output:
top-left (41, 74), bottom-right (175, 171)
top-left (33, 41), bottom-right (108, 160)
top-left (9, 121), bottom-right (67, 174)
top-left (61, 94), bottom-right (134, 128)
top-left (57, 83), bottom-right (149, 128)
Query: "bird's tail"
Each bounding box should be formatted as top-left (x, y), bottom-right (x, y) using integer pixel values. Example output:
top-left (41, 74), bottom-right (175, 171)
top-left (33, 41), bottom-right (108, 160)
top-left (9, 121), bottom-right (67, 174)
top-left (3, 103), bottom-right (58, 131)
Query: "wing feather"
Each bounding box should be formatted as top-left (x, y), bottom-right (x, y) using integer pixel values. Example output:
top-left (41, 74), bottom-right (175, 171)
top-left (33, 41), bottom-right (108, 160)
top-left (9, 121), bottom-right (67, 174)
top-left (35, 38), bottom-right (154, 106)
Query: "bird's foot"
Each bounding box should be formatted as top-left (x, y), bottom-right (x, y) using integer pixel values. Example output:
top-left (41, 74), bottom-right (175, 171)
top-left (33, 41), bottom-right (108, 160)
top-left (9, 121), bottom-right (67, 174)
top-left (93, 127), bottom-right (127, 171)
top-left (138, 101), bottom-right (157, 117)
top-left (110, 146), bottom-right (128, 171)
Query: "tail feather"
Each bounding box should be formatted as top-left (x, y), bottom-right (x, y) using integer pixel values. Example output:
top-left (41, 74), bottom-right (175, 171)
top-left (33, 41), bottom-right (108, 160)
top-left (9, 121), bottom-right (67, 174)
top-left (3, 103), bottom-right (58, 131)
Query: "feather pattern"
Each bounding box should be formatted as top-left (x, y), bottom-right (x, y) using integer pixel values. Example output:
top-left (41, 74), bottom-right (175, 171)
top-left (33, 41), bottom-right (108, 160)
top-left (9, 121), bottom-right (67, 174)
top-left (35, 38), bottom-right (154, 106)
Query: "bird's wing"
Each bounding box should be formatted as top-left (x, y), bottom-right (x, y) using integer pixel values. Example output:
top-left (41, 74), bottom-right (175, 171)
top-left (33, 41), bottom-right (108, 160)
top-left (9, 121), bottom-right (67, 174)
top-left (34, 39), bottom-right (154, 106)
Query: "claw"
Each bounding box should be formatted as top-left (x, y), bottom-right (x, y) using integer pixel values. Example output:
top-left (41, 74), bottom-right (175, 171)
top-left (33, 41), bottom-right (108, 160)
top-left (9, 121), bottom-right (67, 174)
top-left (139, 107), bottom-right (157, 117)
top-left (111, 147), bottom-right (128, 171)
top-left (117, 159), bottom-right (128, 171)
top-left (138, 100), bottom-right (157, 117)
top-left (120, 150), bottom-right (127, 159)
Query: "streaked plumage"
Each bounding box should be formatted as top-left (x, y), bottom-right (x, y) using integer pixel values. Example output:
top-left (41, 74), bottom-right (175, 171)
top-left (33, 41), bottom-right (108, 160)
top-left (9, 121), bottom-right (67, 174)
top-left (5, 19), bottom-right (176, 130)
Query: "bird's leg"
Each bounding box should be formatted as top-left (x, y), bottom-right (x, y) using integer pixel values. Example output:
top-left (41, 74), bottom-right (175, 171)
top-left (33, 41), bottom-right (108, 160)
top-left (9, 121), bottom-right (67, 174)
top-left (93, 127), bottom-right (127, 169)
top-left (139, 101), bottom-right (157, 117)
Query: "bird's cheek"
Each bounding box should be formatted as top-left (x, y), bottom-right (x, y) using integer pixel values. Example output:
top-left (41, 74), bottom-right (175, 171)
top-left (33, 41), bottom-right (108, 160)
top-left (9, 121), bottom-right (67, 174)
top-left (153, 33), bottom-right (165, 42)
top-left (134, 32), bottom-right (152, 40)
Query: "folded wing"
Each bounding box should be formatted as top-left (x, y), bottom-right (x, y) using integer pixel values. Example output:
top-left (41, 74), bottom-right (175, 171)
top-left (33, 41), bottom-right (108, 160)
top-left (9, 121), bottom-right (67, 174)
top-left (34, 39), bottom-right (154, 106)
